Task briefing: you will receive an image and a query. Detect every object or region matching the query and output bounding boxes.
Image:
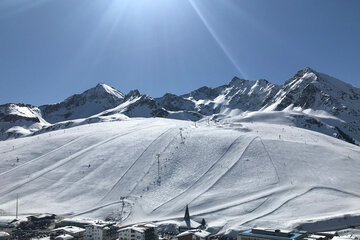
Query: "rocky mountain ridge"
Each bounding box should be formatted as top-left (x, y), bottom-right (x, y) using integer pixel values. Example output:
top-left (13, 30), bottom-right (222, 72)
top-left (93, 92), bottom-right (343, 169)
top-left (1, 67), bottom-right (359, 144)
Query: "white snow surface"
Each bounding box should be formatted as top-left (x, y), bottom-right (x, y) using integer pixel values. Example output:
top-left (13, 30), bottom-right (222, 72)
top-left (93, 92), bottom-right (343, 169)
top-left (0, 116), bottom-right (359, 233)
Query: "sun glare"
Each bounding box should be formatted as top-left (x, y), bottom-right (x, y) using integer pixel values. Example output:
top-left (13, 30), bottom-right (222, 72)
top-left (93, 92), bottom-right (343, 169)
top-left (188, 0), bottom-right (247, 79)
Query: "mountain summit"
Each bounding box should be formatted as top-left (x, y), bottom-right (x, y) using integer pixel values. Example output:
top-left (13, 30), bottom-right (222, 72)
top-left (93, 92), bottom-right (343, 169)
top-left (39, 83), bottom-right (125, 123)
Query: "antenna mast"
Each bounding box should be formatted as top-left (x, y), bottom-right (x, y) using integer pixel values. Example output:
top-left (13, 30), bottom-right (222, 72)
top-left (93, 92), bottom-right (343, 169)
top-left (16, 194), bottom-right (18, 219)
top-left (156, 154), bottom-right (161, 186)
top-left (119, 197), bottom-right (125, 221)
top-left (179, 128), bottom-right (184, 143)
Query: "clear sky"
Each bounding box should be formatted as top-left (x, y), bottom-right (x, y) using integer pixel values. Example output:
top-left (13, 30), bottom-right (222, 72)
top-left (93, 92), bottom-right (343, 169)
top-left (1, 0), bottom-right (359, 106)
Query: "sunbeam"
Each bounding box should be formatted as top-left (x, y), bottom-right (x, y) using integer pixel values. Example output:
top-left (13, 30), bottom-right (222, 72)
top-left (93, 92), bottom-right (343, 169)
top-left (0, 0), bottom-right (49, 19)
top-left (188, 0), bottom-right (247, 79)
top-left (72, 1), bottom-right (131, 65)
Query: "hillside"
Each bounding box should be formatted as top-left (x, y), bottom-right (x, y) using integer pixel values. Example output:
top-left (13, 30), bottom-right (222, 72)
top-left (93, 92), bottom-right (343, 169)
top-left (0, 116), bottom-right (359, 233)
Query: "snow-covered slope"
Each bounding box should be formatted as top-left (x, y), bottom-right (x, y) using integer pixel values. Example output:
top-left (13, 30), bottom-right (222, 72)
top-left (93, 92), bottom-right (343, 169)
top-left (0, 117), bottom-right (359, 233)
top-left (39, 83), bottom-right (125, 123)
top-left (214, 109), bottom-right (357, 146)
top-left (0, 103), bottom-right (49, 140)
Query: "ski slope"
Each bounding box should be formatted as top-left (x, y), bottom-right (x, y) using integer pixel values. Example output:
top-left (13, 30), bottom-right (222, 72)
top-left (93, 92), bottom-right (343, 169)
top-left (0, 116), bottom-right (359, 233)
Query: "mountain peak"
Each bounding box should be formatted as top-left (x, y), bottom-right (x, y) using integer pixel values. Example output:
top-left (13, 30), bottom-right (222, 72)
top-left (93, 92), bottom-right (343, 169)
top-left (125, 89), bottom-right (142, 101)
top-left (255, 78), bottom-right (272, 85)
top-left (289, 67), bottom-right (357, 91)
top-left (229, 76), bottom-right (248, 86)
top-left (285, 67), bottom-right (319, 86)
top-left (301, 66), bottom-right (315, 73)
top-left (94, 83), bottom-right (109, 91)
top-left (39, 83), bottom-right (125, 123)
top-left (89, 83), bottom-right (125, 99)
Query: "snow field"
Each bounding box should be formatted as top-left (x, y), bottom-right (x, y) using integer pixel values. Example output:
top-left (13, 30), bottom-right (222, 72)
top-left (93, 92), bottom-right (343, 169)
top-left (0, 116), bottom-right (359, 233)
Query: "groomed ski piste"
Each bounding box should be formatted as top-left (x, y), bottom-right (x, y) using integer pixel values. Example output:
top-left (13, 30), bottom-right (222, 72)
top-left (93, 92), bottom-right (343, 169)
top-left (0, 113), bottom-right (359, 234)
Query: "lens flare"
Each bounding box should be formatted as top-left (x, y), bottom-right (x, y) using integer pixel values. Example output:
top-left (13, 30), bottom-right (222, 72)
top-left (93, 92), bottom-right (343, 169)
top-left (188, 0), bottom-right (247, 79)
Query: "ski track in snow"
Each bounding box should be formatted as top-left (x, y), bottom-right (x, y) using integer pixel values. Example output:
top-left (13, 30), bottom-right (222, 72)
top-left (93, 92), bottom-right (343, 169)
top-left (74, 198), bottom-right (134, 217)
top-left (151, 135), bottom-right (255, 213)
top-left (195, 194), bottom-right (270, 217)
top-left (258, 137), bottom-right (281, 182)
top-left (238, 186), bottom-right (360, 227)
top-left (0, 124), bottom-right (159, 199)
top-left (100, 127), bottom-right (175, 203)
top-left (128, 129), bottom-right (181, 196)
top-left (188, 136), bottom-right (280, 205)
top-left (0, 136), bottom-right (85, 177)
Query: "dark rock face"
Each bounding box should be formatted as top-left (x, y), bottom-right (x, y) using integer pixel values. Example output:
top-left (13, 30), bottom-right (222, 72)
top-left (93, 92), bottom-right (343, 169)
top-left (182, 85), bottom-right (225, 101)
top-left (124, 89), bottom-right (141, 101)
top-left (294, 84), bottom-right (318, 109)
top-left (0, 113), bottom-right (40, 123)
top-left (155, 93), bottom-right (196, 112)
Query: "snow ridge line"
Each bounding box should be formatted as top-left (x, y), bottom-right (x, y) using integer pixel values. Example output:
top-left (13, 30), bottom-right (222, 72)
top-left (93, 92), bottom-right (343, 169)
top-left (0, 126), bottom-right (153, 198)
top-left (74, 198), bottom-right (134, 217)
top-left (188, 136), bottom-right (265, 205)
top-left (198, 196), bottom-right (269, 217)
top-left (193, 185), bottom-right (291, 218)
top-left (240, 186), bottom-right (360, 227)
top-left (151, 134), bottom-right (255, 213)
top-left (151, 198), bottom-right (270, 226)
top-left (0, 136), bottom-right (85, 177)
top-left (184, 136), bottom-right (281, 218)
top-left (128, 129), bottom-right (180, 196)
top-left (258, 137), bottom-right (281, 183)
top-left (99, 128), bottom-right (173, 203)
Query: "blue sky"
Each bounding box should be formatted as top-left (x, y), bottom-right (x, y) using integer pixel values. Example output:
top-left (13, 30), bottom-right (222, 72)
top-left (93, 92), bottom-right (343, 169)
top-left (1, 0), bottom-right (359, 105)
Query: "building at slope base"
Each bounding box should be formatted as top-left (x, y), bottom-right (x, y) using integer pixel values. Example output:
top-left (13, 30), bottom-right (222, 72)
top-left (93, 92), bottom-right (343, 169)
top-left (176, 229), bottom-right (211, 240)
top-left (50, 225), bottom-right (85, 240)
top-left (238, 229), bottom-right (305, 240)
top-left (118, 224), bottom-right (159, 240)
top-left (84, 222), bottom-right (119, 240)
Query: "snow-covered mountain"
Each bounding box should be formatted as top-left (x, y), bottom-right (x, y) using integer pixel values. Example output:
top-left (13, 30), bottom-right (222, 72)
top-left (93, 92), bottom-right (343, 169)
top-left (0, 68), bottom-right (359, 144)
top-left (263, 68), bottom-right (360, 113)
top-left (100, 90), bottom-right (168, 118)
top-left (0, 103), bottom-right (49, 140)
top-left (99, 91), bottom-right (203, 121)
top-left (261, 67), bottom-right (360, 144)
top-left (39, 83), bottom-right (125, 123)
top-left (180, 77), bottom-right (280, 115)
